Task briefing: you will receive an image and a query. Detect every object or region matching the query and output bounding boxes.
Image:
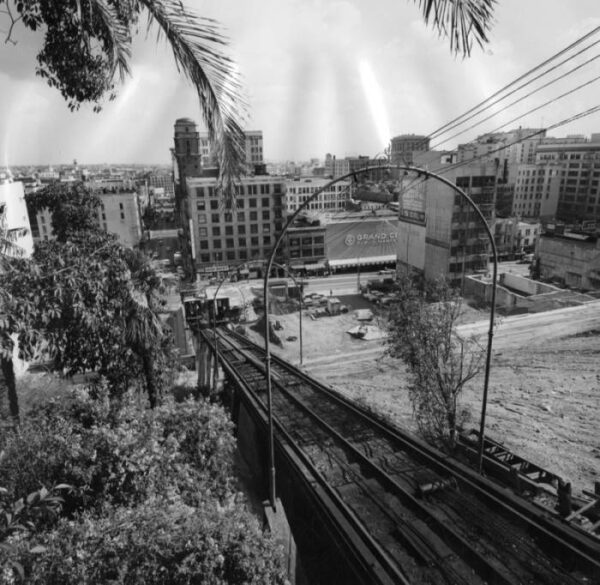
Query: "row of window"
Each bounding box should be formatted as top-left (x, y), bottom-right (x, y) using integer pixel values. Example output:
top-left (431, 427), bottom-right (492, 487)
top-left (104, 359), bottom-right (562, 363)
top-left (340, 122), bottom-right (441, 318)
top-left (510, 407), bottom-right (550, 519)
top-left (199, 236), bottom-right (271, 249)
top-left (198, 223), bottom-right (270, 237)
top-left (197, 210), bottom-right (272, 223)
top-left (195, 183), bottom-right (282, 197)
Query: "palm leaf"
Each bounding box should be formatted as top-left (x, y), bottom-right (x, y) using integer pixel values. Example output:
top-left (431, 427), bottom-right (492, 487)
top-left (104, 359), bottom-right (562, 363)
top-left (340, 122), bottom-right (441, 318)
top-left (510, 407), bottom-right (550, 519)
top-left (414, 0), bottom-right (496, 57)
top-left (84, 0), bottom-right (132, 83)
top-left (139, 0), bottom-right (247, 206)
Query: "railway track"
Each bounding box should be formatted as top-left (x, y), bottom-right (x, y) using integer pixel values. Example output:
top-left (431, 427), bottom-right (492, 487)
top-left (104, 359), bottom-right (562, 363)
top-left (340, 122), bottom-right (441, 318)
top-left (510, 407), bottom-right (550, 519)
top-left (210, 326), bottom-right (600, 585)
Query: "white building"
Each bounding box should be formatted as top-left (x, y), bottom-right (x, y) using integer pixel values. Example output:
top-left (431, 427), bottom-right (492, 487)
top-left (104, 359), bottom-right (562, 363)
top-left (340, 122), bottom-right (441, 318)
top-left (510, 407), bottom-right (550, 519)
top-left (284, 177), bottom-right (351, 214)
top-left (0, 180), bottom-right (34, 257)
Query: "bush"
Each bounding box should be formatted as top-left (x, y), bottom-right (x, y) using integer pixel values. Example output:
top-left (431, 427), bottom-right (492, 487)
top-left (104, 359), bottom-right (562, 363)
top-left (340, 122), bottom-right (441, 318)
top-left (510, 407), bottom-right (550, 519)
top-left (0, 388), bottom-right (237, 511)
top-left (1, 499), bottom-right (287, 585)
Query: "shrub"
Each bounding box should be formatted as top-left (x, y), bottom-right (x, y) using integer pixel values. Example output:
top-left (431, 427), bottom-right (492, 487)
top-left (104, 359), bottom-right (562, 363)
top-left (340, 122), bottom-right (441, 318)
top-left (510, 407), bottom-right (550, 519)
top-left (1, 499), bottom-right (287, 585)
top-left (0, 388), bottom-right (237, 512)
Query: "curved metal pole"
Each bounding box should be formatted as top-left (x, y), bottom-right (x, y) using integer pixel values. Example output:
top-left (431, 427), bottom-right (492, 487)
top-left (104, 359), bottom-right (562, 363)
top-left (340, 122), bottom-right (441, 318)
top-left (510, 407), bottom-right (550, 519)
top-left (263, 165), bottom-right (498, 510)
top-left (271, 261), bottom-right (304, 365)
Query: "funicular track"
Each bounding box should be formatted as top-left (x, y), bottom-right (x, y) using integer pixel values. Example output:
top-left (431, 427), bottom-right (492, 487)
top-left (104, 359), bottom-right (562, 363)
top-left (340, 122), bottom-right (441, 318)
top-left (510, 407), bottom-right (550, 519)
top-left (208, 326), bottom-right (600, 585)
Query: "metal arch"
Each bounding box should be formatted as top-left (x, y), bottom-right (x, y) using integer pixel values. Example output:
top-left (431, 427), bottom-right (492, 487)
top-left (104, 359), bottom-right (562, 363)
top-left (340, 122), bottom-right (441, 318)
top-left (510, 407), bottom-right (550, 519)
top-left (263, 164), bottom-right (499, 508)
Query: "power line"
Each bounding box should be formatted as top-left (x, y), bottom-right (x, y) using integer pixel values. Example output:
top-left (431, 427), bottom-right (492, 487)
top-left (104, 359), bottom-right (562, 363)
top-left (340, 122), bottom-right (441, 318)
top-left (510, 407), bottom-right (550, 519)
top-left (427, 25), bottom-right (600, 143)
top-left (430, 50), bottom-right (600, 149)
top-left (394, 103), bottom-right (600, 201)
top-left (431, 66), bottom-right (600, 150)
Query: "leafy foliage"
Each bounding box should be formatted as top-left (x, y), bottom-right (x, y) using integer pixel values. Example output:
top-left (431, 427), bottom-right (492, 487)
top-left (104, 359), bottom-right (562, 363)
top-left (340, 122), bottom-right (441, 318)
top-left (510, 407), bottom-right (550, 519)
top-left (1, 499), bottom-right (286, 585)
top-left (0, 389), bottom-right (286, 584)
top-left (385, 276), bottom-right (484, 449)
top-left (25, 183), bottom-right (102, 242)
top-left (2, 0), bottom-right (247, 194)
top-left (1, 182), bottom-right (176, 408)
top-left (0, 386), bottom-right (236, 512)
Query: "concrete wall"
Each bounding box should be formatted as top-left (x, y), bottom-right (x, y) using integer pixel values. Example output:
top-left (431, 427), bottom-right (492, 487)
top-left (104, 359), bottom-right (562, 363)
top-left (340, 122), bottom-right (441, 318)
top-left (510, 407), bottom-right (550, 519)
top-left (500, 272), bottom-right (555, 296)
top-left (537, 235), bottom-right (600, 290)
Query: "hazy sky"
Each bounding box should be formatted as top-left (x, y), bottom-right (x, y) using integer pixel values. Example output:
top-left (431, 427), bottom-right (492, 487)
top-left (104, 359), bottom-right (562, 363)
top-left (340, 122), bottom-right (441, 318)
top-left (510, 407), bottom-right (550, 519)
top-left (1, 0), bottom-right (600, 166)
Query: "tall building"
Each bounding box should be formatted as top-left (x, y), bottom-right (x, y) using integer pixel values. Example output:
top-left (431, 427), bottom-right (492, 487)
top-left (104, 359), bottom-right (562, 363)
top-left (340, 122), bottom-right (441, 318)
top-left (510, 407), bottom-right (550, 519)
top-left (198, 130), bottom-right (264, 174)
top-left (532, 135), bottom-right (600, 223)
top-left (457, 128), bottom-right (546, 166)
top-left (389, 134), bottom-right (430, 165)
top-left (397, 154), bottom-right (497, 285)
top-left (186, 175), bottom-right (286, 278)
top-left (173, 118), bottom-right (203, 178)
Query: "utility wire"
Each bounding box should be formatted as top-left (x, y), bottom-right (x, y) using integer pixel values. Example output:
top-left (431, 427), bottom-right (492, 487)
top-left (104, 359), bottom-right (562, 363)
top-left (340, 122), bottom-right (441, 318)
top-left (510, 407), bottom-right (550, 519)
top-left (427, 25), bottom-right (600, 142)
top-left (430, 50), bottom-right (600, 149)
top-left (430, 68), bottom-right (600, 150)
top-left (393, 104), bottom-right (600, 201)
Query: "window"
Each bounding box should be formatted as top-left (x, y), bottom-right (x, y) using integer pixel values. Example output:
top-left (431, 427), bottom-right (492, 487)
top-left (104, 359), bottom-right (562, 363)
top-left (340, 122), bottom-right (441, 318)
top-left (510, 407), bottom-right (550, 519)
top-left (262, 210), bottom-right (270, 220)
top-left (224, 213), bottom-right (233, 222)
top-left (200, 240), bottom-right (208, 249)
top-left (211, 213), bottom-right (220, 223)
top-left (262, 225), bottom-right (270, 234)
top-left (210, 200), bottom-right (219, 210)
top-left (263, 235), bottom-right (271, 245)
top-left (213, 240), bottom-right (222, 249)
top-left (249, 198), bottom-right (257, 208)
top-left (226, 238), bottom-right (235, 249)
top-left (239, 249), bottom-right (247, 260)
top-left (212, 226), bottom-right (221, 236)
top-left (261, 197), bottom-right (270, 207)
top-left (251, 236), bottom-right (259, 246)
top-left (250, 211), bottom-right (258, 221)
top-left (200, 253), bottom-right (210, 262)
top-left (119, 202), bottom-right (124, 210)
top-left (238, 237), bottom-right (246, 247)
top-left (227, 251), bottom-right (236, 261)
top-left (225, 225), bottom-right (233, 235)
top-left (237, 212), bottom-right (245, 222)
top-left (238, 225), bottom-right (246, 235)
top-left (198, 214), bottom-right (206, 223)
top-left (250, 224), bottom-right (258, 234)
top-left (120, 212), bottom-right (125, 220)
top-left (196, 200), bottom-right (206, 211)
top-left (260, 184), bottom-right (269, 194)
top-left (213, 252), bottom-right (223, 261)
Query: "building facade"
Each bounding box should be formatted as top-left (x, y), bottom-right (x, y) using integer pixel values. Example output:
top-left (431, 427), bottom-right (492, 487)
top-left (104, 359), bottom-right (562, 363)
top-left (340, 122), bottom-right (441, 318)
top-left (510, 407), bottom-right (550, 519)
top-left (397, 155), bottom-right (496, 285)
top-left (0, 180), bottom-right (34, 257)
top-left (536, 230), bottom-right (600, 290)
top-left (284, 177), bottom-right (352, 214)
top-left (30, 189), bottom-right (142, 248)
top-left (389, 134), bottom-right (430, 165)
top-left (186, 175), bottom-right (286, 278)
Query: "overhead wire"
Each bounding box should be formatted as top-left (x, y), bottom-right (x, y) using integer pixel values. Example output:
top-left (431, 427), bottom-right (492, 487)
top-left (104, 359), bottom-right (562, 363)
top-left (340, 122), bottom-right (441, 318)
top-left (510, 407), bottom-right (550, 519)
top-left (426, 25), bottom-right (600, 144)
top-left (429, 51), bottom-right (600, 150)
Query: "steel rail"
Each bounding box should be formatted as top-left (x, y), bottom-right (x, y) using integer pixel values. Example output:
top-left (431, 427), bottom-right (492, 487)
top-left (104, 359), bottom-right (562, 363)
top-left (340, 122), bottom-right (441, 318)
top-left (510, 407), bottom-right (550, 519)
top-left (217, 327), bottom-right (600, 581)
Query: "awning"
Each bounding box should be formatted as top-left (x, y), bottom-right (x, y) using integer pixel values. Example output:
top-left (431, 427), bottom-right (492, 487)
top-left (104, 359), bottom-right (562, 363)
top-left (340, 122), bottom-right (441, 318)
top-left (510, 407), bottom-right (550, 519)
top-left (305, 262), bottom-right (327, 271)
top-left (329, 255), bottom-right (397, 268)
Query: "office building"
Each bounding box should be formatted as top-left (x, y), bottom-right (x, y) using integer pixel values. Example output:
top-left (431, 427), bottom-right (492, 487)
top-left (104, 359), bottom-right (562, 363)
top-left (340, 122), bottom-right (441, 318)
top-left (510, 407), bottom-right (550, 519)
top-left (186, 175), bottom-right (286, 278)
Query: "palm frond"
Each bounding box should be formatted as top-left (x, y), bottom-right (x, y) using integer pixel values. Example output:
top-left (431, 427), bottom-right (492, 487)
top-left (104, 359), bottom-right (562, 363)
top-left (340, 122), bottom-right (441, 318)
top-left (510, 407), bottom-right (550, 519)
top-left (85, 0), bottom-right (132, 82)
top-left (139, 0), bottom-right (247, 206)
top-left (414, 0), bottom-right (496, 57)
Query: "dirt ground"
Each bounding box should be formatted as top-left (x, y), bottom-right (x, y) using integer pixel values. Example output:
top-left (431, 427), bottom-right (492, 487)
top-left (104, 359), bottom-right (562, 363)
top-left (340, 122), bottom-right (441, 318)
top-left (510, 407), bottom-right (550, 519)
top-left (248, 301), bottom-right (600, 498)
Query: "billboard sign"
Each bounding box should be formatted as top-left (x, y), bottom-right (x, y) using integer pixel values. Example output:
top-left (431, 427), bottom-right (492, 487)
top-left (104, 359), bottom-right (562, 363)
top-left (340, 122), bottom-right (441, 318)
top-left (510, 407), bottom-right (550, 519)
top-left (326, 218), bottom-right (399, 263)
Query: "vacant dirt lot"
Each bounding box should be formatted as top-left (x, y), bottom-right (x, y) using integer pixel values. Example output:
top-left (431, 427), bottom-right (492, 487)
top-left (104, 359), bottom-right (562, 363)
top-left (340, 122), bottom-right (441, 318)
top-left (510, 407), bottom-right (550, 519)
top-left (250, 300), bottom-right (600, 497)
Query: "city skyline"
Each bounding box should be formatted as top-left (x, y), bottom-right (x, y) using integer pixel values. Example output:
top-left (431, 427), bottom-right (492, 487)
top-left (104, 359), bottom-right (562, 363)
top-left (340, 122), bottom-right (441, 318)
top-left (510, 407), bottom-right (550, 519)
top-left (1, 0), bottom-right (600, 167)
